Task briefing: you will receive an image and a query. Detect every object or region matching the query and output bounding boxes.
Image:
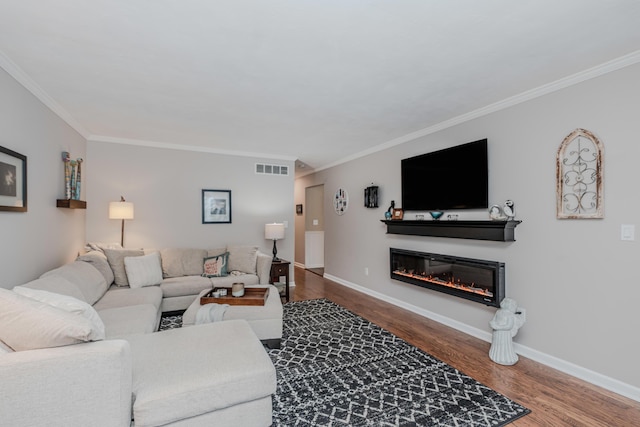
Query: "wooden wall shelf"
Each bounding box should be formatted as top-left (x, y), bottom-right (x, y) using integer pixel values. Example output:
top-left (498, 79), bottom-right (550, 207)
top-left (56, 199), bottom-right (87, 209)
top-left (381, 219), bottom-right (521, 242)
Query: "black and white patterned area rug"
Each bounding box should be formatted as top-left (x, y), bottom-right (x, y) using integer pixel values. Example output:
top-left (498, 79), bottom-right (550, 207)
top-left (267, 299), bottom-right (530, 427)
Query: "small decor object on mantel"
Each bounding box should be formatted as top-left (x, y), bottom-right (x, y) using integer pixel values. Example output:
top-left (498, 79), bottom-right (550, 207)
top-left (429, 211), bottom-right (444, 220)
top-left (334, 188), bottom-right (348, 215)
top-left (556, 128), bottom-right (603, 219)
top-left (503, 200), bottom-right (515, 220)
top-left (392, 208), bottom-right (404, 220)
top-left (0, 145), bottom-right (27, 212)
top-left (385, 200), bottom-right (395, 220)
top-left (489, 298), bottom-right (526, 365)
top-left (489, 205), bottom-right (505, 220)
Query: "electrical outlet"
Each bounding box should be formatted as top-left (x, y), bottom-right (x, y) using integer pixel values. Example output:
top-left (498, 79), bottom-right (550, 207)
top-left (364, 267), bottom-right (369, 276)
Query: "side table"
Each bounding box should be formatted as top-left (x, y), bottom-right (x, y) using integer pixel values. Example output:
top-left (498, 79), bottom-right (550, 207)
top-left (270, 259), bottom-right (291, 302)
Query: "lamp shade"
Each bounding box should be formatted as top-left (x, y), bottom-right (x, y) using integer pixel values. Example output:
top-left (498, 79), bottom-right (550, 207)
top-left (109, 201), bottom-right (134, 220)
top-left (265, 223), bottom-right (285, 240)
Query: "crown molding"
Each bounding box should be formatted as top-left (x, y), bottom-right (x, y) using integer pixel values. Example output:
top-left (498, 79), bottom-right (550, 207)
top-left (316, 49), bottom-right (640, 174)
top-left (0, 50), bottom-right (90, 138)
top-left (88, 135), bottom-right (298, 162)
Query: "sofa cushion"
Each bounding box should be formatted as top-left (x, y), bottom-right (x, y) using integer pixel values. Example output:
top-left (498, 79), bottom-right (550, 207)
top-left (93, 286), bottom-right (163, 312)
top-left (0, 288), bottom-right (97, 351)
top-left (19, 275), bottom-right (86, 302)
top-left (12, 286), bottom-right (105, 341)
top-left (124, 252), bottom-right (163, 289)
top-left (103, 248), bottom-right (145, 287)
top-left (40, 261), bottom-right (108, 305)
top-left (77, 250), bottom-right (115, 286)
top-left (98, 304), bottom-right (160, 338)
top-left (160, 248), bottom-right (207, 278)
top-left (202, 252), bottom-right (229, 277)
top-left (227, 246), bottom-right (258, 274)
top-left (160, 276), bottom-right (213, 298)
top-left (125, 320), bottom-right (276, 427)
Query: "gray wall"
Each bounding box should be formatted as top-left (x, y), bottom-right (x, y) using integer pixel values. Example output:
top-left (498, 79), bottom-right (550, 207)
top-left (0, 68), bottom-right (87, 288)
top-left (86, 141), bottom-right (294, 262)
top-left (296, 62), bottom-right (640, 395)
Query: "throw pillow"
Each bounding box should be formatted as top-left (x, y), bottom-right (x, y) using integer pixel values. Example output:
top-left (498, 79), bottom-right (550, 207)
top-left (77, 250), bottom-right (115, 286)
top-left (40, 261), bottom-right (108, 305)
top-left (103, 248), bottom-right (145, 287)
top-left (13, 286), bottom-right (105, 341)
top-left (124, 252), bottom-right (163, 289)
top-left (0, 288), bottom-right (95, 351)
top-left (202, 252), bottom-right (229, 277)
top-left (227, 246), bottom-right (258, 274)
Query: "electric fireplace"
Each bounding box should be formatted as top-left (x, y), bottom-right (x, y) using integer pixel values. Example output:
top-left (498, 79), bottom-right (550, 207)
top-left (390, 248), bottom-right (505, 307)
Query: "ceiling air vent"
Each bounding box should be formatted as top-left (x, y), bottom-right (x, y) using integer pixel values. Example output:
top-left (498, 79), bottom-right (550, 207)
top-left (255, 163), bottom-right (289, 176)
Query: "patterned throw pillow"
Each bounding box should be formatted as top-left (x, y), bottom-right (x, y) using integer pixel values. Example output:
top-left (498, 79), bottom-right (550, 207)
top-left (202, 252), bottom-right (229, 278)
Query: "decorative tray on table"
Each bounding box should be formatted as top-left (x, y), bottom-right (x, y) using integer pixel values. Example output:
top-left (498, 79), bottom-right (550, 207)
top-left (200, 287), bottom-right (269, 306)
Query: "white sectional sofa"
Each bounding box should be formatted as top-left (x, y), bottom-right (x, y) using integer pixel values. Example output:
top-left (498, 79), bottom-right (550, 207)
top-left (0, 245), bottom-right (279, 427)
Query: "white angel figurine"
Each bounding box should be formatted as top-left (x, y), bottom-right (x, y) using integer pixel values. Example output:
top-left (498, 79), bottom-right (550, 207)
top-left (489, 298), bottom-right (526, 365)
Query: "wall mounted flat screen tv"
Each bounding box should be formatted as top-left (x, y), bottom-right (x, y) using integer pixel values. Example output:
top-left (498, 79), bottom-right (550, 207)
top-left (401, 139), bottom-right (488, 211)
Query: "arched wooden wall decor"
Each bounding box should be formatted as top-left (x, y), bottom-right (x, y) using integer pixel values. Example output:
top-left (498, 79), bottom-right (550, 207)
top-left (556, 128), bottom-right (604, 219)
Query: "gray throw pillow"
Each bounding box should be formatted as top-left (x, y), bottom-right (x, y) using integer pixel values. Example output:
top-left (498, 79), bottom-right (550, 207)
top-left (103, 248), bottom-right (145, 287)
top-left (227, 246), bottom-right (258, 274)
top-left (77, 250), bottom-right (115, 286)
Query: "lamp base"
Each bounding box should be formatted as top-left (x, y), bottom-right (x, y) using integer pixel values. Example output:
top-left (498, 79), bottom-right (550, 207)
top-left (272, 239), bottom-right (280, 262)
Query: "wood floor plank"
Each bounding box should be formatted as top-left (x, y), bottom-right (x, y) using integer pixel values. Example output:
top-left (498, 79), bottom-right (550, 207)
top-left (292, 267), bottom-right (640, 426)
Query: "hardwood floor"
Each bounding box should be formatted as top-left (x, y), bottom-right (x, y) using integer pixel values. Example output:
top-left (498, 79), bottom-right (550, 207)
top-left (290, 266), bottom-right (640, 426)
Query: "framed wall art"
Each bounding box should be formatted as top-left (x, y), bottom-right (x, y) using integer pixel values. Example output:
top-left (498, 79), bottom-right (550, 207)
top-left (0, 146), bottom-right (27, 212)
top-left (334, 188), bottom-right (348, 215)
top-left (202, 189), bottom-right (231, 224)
top-left (556, 128), bottom-right (603, 219)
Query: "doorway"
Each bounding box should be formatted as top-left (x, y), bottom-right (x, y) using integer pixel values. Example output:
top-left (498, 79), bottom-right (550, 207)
top-left (304, 184), bottom-right (324, 275)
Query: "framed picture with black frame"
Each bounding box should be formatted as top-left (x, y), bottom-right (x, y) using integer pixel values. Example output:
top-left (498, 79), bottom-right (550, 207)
top-left (202, 189), bottom-right (231, 224)
top-left (0, 146), bottom-right (27, 212)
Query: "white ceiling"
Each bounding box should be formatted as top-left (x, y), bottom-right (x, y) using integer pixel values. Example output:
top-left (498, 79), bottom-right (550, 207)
top-left (1, 1), bottom-right (640, 174)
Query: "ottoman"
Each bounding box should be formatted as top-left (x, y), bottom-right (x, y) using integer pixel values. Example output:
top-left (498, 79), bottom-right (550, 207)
top-left (125, 320), bottom-right (276, 427)
top-left (182, 285), bottom-right (283, 349)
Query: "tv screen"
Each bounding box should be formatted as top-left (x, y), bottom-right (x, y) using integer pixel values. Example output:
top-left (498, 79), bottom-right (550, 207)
top-left (401, 139), bottom-right (488, 211)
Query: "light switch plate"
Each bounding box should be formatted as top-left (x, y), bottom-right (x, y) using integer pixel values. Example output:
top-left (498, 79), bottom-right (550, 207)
top-left (621, 224), bottom-right (635, 241)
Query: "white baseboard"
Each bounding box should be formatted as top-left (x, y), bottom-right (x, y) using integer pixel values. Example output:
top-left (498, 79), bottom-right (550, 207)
top-left (324, 273), bottom-right (640, 403)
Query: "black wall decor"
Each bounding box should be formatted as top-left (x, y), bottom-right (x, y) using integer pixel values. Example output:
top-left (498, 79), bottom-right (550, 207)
top-left (364, 185), bottom-right (378, 208)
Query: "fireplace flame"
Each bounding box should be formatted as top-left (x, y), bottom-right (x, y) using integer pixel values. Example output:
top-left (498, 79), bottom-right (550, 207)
top-left (393, 269), bottom-right (493, 297)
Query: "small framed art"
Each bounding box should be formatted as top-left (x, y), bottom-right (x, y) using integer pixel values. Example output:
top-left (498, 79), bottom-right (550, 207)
top-left (0, 146), bottom-right (27, 212)
top-left (202, 189), bottom-right (231, 224)
top-left (392, 208), bottom-right (404, 220)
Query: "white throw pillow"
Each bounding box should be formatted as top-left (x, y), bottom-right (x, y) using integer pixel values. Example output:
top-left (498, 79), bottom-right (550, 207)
top-left (0, 288), bottom-right (95, 351)
top-left (13, 286), bottom-right (105, 341)
top-left (124, 252), bottom-right (163, 289)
